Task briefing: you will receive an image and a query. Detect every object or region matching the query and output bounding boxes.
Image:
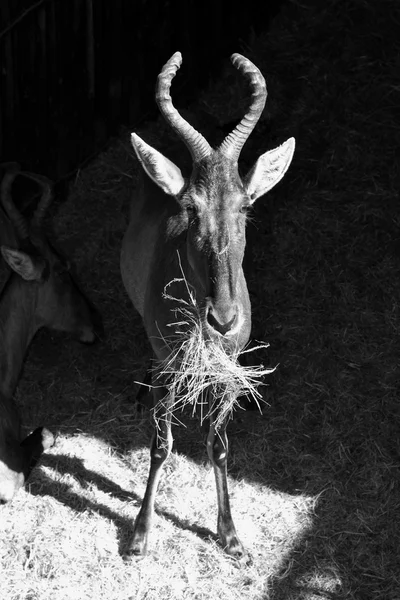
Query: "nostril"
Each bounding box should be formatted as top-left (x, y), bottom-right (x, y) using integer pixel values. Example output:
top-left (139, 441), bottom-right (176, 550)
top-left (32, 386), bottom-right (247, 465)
top-left (207, 308), bottom-right (237, 336)
top-left (78, 326), bottom-right (96, 345)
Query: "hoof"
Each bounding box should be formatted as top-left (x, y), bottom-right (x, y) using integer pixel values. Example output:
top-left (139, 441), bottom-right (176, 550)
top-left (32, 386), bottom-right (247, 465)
top-left (124, 546), bottom-right (148, 561)
top-left (124, 532), bottom-right (149, 561)
top-left (220, 533), bottom-right (250, 565)
top-left (41, 428), bottom-right (55, 450)
top-left (20, 426), bottom-right (54, 453)
top-left (226, 545), bottom-right (251, 566)
top-left (21, 426), bottom-right (55, 480)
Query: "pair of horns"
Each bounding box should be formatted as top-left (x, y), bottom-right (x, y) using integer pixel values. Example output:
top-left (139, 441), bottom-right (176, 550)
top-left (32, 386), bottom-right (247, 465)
top-left (156, 52), bottom-right (267, 163)
top-left (0, 164), bottom-right (53, 241)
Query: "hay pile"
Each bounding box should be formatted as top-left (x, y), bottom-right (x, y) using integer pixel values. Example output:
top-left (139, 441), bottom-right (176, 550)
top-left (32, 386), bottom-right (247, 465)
top-left (150, 268), bottom-right (274, 429)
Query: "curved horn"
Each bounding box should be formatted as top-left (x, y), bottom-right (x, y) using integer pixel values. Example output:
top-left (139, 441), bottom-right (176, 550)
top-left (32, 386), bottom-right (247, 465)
top-left (156, 52), bottom-right (212, 162)
top-left (22, 172), bottom-right (53, 229)
top-left (0, 167), bottom-right (29, 240)
top-left (218, 54), bottom-right (267, 161)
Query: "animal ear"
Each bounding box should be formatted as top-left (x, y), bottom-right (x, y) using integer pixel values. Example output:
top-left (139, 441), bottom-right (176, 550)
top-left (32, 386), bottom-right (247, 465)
top-left (131, 133), bottom-right (186, 197)
top-left (1, 246), bottom-right (45, 281)
top-left (244, 137), bottom-right (295, 203)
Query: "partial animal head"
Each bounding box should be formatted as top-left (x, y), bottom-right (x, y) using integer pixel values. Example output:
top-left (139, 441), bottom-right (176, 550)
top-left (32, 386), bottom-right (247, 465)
top-left (0, 167), bottom-right (101, 343)
top-left (0, 410), bottom-right (54, 505)
top-left (131, 53), bottom-right (295, 342)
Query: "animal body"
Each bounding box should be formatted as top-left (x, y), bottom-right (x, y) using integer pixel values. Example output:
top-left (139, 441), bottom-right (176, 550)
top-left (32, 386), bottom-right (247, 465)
top-left (121, 52), bottom-right (295, 559)
top-left (0, 165), bottom-right (100, 504)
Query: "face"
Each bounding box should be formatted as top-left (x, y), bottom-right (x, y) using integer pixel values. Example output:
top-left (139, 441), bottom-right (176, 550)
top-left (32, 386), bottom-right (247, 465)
top-left (184, 159), bottom-right (251, 342)
top-left (37, 244), bottom-right (102, 344)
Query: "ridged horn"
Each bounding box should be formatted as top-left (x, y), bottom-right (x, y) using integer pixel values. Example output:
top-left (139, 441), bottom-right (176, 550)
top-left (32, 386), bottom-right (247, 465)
top-left (23, 172), bottom-right (53, 229)
top-left (0, 166), bottom-right (29, 240)
top-left (156, 52), bottom-right (212, 162)
top-left (218, 54), bottom-right (267, 161)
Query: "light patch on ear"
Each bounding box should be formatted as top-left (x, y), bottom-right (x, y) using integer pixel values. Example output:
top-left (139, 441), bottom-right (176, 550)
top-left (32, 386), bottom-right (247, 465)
top-left (131, 133), bottom-right (186, 197)
top-left (245, 137), bottom-right (296, 203)
top-left (1, 246), bottom-right (44, 281)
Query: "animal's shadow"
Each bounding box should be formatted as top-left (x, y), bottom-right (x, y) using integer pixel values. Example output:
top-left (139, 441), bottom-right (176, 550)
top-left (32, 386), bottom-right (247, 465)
top-left (27, 452), bottom-right (217, 556)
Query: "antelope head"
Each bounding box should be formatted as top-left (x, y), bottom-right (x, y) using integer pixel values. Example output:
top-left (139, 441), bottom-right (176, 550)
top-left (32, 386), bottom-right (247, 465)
top-left (131, 53), bottom-right (295, 346)
top-left (0, 168), bottom-right (101, 344)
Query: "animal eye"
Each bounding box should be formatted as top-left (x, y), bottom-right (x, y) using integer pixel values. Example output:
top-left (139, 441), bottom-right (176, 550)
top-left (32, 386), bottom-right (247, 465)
top-left (186, 205), bottom-right (196, 218)
top-left (54, 262), bottom-right (70, 280)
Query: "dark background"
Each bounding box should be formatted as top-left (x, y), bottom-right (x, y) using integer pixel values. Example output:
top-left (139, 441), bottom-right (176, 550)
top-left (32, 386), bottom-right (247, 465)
top-left (0, 0), bottom-right (285, 179)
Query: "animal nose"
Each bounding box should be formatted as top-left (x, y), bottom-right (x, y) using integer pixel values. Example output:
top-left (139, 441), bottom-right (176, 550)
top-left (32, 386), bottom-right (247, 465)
top-left (206, 305), bottom-right (238, 336)
top-left (79, 307), bottom-right (104, 344)
top-left (78, 325), bottom-right (97, 344)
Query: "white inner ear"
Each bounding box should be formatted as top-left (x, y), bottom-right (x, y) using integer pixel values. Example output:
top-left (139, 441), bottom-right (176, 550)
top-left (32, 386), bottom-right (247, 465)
top-left (1, 246), bottom-right (43, 281)
top-left (131, 133), bottom-right (186, 197)
top-left (245, 137), bottom-right (296, 203)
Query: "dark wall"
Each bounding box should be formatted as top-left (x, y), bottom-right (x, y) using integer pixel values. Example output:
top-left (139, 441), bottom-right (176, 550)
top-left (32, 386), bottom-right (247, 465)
top-left (0, 0), bottom-right (285, 180)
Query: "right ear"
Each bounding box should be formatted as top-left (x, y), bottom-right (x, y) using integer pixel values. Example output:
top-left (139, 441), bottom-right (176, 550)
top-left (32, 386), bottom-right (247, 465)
top-left (1, 246), bottom-right (45, 281)
top-left (244, 137), bottom-right (295, 203)
top-left (131, 133), bottom-right (186, 197)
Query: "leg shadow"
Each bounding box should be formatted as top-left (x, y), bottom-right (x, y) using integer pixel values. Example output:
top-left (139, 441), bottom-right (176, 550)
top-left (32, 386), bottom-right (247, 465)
top-left (27, 452), bottom-right (216, 556)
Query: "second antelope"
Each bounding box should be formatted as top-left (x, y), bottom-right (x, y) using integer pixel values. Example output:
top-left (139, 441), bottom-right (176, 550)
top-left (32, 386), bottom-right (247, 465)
top-left (121, 52), bottom-right (295, 559)
top-left (0, 165), bottom-right (101, 504)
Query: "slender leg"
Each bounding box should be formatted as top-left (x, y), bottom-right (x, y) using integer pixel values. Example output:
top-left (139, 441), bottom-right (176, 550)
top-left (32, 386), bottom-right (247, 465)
top-left (127, 385), bottom-right (173, 558)
top-left (207, 408), bottom-right (247, 561)
top-left (21, 426), bottom-right (54, 479)
top-left (135, 360), bottom-right (153, 410)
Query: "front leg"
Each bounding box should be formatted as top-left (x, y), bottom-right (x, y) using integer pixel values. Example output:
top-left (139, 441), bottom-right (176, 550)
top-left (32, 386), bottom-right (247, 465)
top-left (127, 385), bottom-right (173, 558)
top-left (207, 407), bottom-right (247, 561)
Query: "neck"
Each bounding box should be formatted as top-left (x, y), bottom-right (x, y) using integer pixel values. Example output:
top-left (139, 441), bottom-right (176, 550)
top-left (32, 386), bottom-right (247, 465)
top-left (0, 274), bottom-right (40, 399)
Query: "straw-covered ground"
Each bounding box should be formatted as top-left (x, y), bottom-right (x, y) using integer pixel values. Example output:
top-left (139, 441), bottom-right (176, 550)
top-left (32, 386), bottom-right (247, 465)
top-left (1, 0), bottom-right (400, 598)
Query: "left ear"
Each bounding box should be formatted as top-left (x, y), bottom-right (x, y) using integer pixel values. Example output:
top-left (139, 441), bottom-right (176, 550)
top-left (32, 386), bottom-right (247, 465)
top-left (1, 246), bottom-right (46, 281)
top-left (244, 137), bottom-right (295, 203)
top-left (131, 133), bottom-right (186, 197)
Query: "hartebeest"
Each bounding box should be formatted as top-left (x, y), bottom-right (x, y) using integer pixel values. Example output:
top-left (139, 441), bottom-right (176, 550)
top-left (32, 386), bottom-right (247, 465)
top-left (121, 52), bottom-right (295, 559)
top-left (0, 165), bottom-right (100, 504)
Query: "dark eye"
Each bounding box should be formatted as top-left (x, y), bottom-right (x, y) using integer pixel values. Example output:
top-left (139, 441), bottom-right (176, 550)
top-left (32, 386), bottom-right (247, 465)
top-left (54, 262), bottom-right (70, 281)
top-left (186, 205), bottom-right (196, 219)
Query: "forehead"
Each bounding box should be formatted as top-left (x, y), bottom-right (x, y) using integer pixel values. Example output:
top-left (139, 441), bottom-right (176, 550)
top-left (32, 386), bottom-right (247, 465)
top-left (190, 157), bottom-right (246, 211)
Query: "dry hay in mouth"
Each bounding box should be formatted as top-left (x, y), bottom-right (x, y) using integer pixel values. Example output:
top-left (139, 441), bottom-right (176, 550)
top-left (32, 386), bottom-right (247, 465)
top-left (148, 269), bottom-right (275, 431)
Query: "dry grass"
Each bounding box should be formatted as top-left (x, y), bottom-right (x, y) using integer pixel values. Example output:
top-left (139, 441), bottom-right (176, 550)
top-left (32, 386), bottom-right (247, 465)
top-left (1, 0), bottom-right (400, 598)
top-left (152, 270), bottom-right (274, 429)
top-left (0, 429), bottom-right (315, 600)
